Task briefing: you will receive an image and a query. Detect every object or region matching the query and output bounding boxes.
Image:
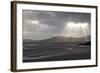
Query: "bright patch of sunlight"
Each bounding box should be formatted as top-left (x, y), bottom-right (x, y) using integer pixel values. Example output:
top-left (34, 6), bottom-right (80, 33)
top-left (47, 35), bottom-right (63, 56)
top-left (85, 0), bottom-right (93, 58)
top-left (62, 22), bottom-right (90, 38)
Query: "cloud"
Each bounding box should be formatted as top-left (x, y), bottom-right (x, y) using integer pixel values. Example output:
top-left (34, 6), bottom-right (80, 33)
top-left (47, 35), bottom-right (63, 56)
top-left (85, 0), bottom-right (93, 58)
top-left (22, 10), bottom-right (91, 40)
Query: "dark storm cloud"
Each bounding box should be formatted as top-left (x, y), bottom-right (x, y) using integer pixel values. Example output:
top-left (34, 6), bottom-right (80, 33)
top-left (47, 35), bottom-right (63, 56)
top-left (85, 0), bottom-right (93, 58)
top-left (23, 10), bottom-right (91, 40)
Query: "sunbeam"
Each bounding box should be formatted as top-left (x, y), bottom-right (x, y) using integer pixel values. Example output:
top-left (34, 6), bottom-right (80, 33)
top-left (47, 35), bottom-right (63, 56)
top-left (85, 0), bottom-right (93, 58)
top-left (62, 22), bottom-right (90, 38)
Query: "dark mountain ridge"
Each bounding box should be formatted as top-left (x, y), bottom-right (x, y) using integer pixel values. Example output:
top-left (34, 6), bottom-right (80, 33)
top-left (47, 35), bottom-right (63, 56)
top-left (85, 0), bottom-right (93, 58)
top-left (23, 36), bottom-right (90, 44)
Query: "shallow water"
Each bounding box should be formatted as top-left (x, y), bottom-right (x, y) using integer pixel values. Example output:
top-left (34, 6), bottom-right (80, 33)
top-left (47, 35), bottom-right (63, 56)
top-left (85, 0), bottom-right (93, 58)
top-left (23, 43), bottom-right (91, 62)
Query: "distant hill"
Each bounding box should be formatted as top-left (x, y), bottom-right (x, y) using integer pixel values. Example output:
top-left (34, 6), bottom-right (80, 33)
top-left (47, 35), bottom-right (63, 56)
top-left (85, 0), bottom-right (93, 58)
top-left (23, 36), bottom-right (90, 44)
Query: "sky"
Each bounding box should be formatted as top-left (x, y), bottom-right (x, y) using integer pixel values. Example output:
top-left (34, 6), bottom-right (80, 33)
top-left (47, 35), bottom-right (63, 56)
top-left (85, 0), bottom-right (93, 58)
top-left (22, 10), bottom-right (91, 40)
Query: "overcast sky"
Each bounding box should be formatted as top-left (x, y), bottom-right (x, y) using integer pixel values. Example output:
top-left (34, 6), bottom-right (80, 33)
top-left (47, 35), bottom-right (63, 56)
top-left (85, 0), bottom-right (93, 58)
top-left (22, 10), bottom-right (91, 40)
